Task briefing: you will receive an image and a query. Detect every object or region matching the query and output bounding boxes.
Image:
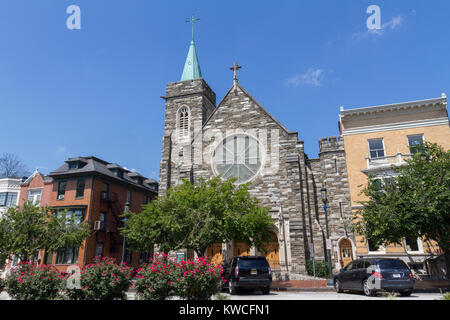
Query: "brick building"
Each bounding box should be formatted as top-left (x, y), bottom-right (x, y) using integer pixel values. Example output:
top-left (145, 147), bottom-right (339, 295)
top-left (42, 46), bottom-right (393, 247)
top-left (42, 156), bottom-right (158, 272)
top-left (18, 169), bottom-right (53, 207)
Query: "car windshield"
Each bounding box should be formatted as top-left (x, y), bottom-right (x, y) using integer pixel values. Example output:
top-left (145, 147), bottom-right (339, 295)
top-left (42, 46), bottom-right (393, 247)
top-left (377, 259), bottom-right (408, 269)
top-left (237, 259), bottom-right (269, 269)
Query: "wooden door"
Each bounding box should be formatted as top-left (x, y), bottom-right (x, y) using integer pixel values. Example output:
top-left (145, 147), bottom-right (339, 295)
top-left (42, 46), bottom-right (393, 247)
top-left (206, 243), bottom-right (223, 266)
top-left (339, 238), bottom-right (353, 269)
top-left (233, 241), bottom-right (250, 257)
top-left (263, 232), bottom-right (280, 269)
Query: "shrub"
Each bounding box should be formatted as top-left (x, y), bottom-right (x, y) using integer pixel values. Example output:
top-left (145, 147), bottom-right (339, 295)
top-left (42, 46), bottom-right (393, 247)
top-left (134, 253), bottom-right (181, 300)
top-left (6, 262), bottom-right (65, 300)
top-left (0, 277), bottom-right (5, 292)
top-left (134, 253), bottom-right (224, 300)
top-left (443, 292), bottom-right (450, 300)
top-left (66, 257), bottom-right (132, 300)
top-left (177, 257), bottom-right (223, 300)
top-left (306, 259), bottom-right (332, 279)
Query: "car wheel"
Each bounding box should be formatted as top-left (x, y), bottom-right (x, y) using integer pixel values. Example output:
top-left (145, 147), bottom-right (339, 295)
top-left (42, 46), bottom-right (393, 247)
top-left (262, 287), bottom-right (270, 295)
top-left (229, 280), bottom-right (238, 295)
top-left (334, 279), bottom-right (343, 293)
top-left (363, 279), bottom-right (376, 297)
top-left (400, 290), bottom-right (412, 297)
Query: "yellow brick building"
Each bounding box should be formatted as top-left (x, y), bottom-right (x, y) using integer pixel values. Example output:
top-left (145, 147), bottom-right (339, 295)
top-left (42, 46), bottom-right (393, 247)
top-left (339, 93), bottom-right (449, 274)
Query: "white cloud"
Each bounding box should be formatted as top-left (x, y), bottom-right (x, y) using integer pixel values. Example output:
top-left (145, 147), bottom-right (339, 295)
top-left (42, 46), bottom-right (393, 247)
top-left (56, 146), bottom-right (67, 155)
top-left (352, 15), bottom-right (405, 40)
top-left (286, 68), bottom-right (325, 88)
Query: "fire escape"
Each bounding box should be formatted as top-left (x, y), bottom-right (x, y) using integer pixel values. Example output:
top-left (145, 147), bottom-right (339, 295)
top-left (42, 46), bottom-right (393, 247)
top-left (100, 191), bottom-right (125, 253)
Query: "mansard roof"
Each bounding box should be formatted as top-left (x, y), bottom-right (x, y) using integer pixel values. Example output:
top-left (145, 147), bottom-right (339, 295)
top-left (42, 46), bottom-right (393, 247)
top-left (49, 156), bottom-right (157, 194)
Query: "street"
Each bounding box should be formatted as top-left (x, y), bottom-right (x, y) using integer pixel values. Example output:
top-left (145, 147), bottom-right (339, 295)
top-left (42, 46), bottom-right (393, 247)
top-left (0, 290), bottom-right (444, 301)
top-left (218, 290), bottom-right (443, 300)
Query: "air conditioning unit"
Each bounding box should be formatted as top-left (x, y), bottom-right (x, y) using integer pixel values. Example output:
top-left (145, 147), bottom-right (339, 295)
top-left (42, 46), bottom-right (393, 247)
top-left (57, 194), bottom-right (65, 200)
top-left (93, 220), bottom-right (103, 231)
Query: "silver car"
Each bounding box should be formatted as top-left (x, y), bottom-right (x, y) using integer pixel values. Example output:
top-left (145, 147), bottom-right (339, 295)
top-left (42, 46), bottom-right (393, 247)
top-left (334, 258), bottom-right (415, 296)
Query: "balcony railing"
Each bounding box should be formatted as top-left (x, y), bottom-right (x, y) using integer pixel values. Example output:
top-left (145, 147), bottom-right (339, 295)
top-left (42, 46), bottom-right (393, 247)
top-left (365, 153), bottom-right (412, 171)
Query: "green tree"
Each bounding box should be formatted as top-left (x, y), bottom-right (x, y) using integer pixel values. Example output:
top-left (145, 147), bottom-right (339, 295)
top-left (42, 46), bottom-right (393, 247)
top-left (0, 201), bottom-right (91, 263)
top-left (121, 177), bottom-right (275, 257)
top-left (354, 142), bottom-right (450, 278)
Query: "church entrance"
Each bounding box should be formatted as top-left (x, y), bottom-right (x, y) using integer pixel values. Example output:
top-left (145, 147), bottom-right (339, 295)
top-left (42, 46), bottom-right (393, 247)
top-left (263, 232), bottom-right (280, 269)
top-left (233, 241), bottom-right (251, 257)
top-left (339, 238), bottom-right (353, 268)
top-left (205, 243), bottom-right (223, 266)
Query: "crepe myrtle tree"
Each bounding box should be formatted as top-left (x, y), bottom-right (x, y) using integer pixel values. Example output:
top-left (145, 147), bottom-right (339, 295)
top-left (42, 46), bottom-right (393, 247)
top-left (354, 142), bottom-right (450, 278)
top-left (0, 201), bottom-right (91, 264)
top-left (120, 177), bottom-right (275, 257)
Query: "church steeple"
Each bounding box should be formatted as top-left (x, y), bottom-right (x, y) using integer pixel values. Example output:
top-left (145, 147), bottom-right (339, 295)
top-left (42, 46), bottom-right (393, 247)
top-left (181, 14), bottom-right (202, 81)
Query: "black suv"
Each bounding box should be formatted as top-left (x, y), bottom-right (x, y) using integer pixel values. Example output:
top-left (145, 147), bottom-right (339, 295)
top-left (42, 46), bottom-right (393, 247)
top-left (222, 256), bottom-right (272, 295)
top-left (334, 258), bottom-right (415, 296)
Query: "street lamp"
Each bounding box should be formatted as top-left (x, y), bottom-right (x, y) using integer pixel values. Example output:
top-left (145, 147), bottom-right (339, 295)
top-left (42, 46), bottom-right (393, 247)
top-left (320, 186), bottom-right (334, 286)
top-left (121, 201), bottom-right (130, 264)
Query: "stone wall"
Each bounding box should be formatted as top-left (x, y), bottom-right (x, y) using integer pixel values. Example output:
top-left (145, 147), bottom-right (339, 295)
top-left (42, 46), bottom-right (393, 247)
top-left (158, 78), bottom-right (353, 278)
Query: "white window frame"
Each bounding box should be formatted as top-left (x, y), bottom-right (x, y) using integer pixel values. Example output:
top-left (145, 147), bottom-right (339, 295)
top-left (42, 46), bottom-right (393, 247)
top-left (368, 138), bottom-right (386, 159)
top-left (177, 105), bottom-right (190, 142)
top-left (406, 134), bottom-right (424, 154)
top-left (28, 188), bottom-right (42, 205)
top-left (367, 240), bottom-right (386, 254)
top-left (403, 237), bottom-right (423, 253)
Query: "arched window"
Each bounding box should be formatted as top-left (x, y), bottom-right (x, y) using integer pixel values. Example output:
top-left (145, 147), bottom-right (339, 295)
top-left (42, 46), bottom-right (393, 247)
top-left (178, 106), bottom-right (189, 141)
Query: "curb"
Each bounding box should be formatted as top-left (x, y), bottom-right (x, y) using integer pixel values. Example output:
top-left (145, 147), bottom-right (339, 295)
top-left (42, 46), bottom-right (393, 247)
top-left (272, 287), bottom-right (334, 292)
top-left (412, 287), bottom-right (450, 294)
top-left (271, 287), bottom-right (450, 293)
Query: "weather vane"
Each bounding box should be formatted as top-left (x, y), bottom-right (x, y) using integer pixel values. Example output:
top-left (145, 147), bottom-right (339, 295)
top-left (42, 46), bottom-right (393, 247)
top-left (186, 14), bottom-right (200, 40)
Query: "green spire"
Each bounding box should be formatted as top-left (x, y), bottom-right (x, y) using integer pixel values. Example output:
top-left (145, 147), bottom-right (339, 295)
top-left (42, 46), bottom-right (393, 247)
top-left (181, 14), bottom-right (202, 81)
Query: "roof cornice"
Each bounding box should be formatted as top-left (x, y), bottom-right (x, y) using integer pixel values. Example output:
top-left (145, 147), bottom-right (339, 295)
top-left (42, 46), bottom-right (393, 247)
top-left (341, 95), bottom-right (447, 118)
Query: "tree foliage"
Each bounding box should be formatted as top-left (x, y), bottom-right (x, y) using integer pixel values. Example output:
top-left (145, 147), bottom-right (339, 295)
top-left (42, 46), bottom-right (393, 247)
top-left (354, 142), bottom-right (450, 277)
top-left (0, 202), bottom-right (91, 264)
top-left (120, 177), bottom-right (275, 256)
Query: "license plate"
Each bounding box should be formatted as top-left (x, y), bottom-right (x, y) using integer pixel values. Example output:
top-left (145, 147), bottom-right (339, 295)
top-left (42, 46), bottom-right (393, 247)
top-left (393, 273), bottom-right (401, 278)
top-left (251, 269), bottom-right (258, 275)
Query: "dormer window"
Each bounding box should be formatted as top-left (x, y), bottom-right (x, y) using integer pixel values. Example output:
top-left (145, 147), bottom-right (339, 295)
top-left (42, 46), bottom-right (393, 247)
top-left (114, 169), bottom-right (124, 178)
top-left (67, 159), bottom-right (87, 170)
top-left (69, 162), bottom-right (78, 170)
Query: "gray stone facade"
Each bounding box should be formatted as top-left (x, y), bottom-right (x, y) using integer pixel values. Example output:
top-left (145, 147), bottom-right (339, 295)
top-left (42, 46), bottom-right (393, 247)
top-left (158, 77), bottom-right (353, 279)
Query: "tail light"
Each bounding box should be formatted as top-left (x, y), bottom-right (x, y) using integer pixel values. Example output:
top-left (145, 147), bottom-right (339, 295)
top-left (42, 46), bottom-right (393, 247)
top-left (234, 266), bottom-right (239, 278)
top-left (268, 267), bottom-right (272, 277)
top-left (371, 271), bottom-right (384, 279)
top-left (408, 272), bottom-right (413, 279)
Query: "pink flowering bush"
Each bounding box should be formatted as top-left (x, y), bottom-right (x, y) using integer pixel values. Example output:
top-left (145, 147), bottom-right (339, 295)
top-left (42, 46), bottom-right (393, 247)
top-left (177, 256), bottom-right (224, 300)
top-left (66, 257), bottom-right (132, 300)
top-left (134, 253), bottom-right (181, 300)
top-left (6, 262), bottom-right (65, 300)
top-left (134, 253), bottom-right (224, 300)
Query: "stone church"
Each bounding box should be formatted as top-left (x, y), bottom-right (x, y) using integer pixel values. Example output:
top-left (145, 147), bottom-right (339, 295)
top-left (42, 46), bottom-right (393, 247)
top-left (158, 29), bottom-right (353, 280)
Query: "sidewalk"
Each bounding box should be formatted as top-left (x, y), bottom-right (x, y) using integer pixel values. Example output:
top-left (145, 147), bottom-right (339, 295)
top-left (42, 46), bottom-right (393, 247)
top-left (271, 280), bottom-right (333, 292)
top-left (270, 279), bottom-right (450, 293)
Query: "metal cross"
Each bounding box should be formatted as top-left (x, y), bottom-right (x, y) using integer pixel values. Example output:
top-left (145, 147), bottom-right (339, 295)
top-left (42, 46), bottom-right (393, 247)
top-left (230, 62), bottom-right (242, 84)
top-left (186, 14), bottom-right (200, 40)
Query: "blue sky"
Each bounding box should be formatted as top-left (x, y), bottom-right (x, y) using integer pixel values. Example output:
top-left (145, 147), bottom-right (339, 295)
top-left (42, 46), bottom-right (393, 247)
top-left (1, 0), bottom-right (449, 180)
